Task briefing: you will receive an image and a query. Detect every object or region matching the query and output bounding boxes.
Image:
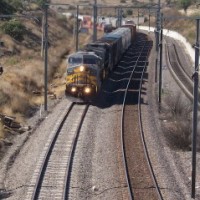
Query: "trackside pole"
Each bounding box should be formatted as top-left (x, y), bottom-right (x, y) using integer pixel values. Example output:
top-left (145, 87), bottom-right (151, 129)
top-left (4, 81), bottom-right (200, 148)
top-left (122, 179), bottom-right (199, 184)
top-left (117, 8), bottom-right (120, 27)
top-left (192, 18), bottom-right (200, 199)
top-left (44, 5), bottom-right (48, 111)
top-left (148, 8), bottom-right (150, 33)
top-left (158, 13), bottom-right (163, 104)
top-left (93, 0), bottom-right (97, 42)
top-left (120, 7), bottom-right (123, 26)
top-left (155, 0), bottom-right (161, 52)
top-left (76, 5), bottom-right (79, 51)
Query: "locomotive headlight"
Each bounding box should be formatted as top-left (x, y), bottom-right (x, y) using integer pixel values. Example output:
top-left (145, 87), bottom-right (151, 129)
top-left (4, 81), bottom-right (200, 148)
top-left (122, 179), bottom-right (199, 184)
top-left (84, 87), bottom-right (91, 94)
top-left (71, 87), bottom-right (77, 93)
top-left (80, 66), bottom-right (85, 72)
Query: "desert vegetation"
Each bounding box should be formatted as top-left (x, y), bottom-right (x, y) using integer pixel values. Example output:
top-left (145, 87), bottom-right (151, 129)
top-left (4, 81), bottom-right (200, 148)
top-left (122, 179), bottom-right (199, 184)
top-left (0, 0), bottom-right (199, 148)
top-left (162, 7), bottom-right (198, 45)
top-left (0, 1), bottom-right (92, 141)
top-left (162, 92), bottom-right (193, 150)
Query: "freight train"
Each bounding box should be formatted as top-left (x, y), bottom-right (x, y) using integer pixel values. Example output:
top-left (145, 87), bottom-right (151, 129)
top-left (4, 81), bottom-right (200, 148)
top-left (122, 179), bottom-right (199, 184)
top-left (65, 24), bottom-right (136, 99)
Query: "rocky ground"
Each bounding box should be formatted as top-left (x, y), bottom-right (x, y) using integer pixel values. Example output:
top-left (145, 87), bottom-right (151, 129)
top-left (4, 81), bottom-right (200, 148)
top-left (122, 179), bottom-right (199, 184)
top-left (0, 29), bottom-right (199, 200)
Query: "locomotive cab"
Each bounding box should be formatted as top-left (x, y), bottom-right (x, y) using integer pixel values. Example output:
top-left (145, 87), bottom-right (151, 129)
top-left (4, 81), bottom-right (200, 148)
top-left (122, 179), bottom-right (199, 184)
top-left (65, 52), bottom-right (103, 97)
top-left (85, 42), bottom-right (111, 72)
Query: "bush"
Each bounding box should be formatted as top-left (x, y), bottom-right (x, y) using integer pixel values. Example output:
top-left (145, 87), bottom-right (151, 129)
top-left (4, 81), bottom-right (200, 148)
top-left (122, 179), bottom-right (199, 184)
top-left (164, 92), bottom-right (192, 118)
top-left (7, 0), bottom-right (23, 10)
top-left (162, 92), bottom-right (192, 150)
top-left (35, 0), bottom-right (50, 8)
top-left (0, 0), bottom-right (16, 14)
top-left (1, 20), bottom-right (25, 41)
top-left (178, 0), bottom-right (192, 12)
top-left (126, 9), bottom-right (133, 16)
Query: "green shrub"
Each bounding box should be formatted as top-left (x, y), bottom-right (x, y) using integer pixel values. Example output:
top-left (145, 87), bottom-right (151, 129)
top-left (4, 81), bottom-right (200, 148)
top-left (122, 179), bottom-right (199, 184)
top-left (7, 0), bottom-right (23, 10)
top-left (35, 0), bottom-right (50, 8)
top-left (178, 0), bottom-right (192, 12)
top-left (0, 0), bottom-right (16, 14)
top-left (126, 9), bottom-right (133, 16)
top-left (1, 20), bottom-right (25, 40)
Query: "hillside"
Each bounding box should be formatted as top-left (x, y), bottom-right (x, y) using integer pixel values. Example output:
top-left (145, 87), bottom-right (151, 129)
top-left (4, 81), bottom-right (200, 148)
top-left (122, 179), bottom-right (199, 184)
top-left (0, 0), bottom-right (199, 148)
top-left (0, 1), bottom-right (92, 141)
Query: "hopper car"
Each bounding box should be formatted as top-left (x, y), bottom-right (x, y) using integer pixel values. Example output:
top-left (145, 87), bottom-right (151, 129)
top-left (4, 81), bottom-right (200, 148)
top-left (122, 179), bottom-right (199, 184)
top-left (65, 24), bottom-right (136, 99)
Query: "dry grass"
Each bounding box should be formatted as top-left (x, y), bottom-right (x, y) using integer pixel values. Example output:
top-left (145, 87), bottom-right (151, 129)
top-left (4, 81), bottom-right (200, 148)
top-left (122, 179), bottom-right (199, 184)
top-left (161, 92), bottom-right (192, 150)
top-left (0, 8), bottom-right (92, 137)
top-left (162, 7), bottom-right (198, 45)
top-left (0, 5), bottom-right (96, 140)
top-left (0, 120), bottom-right (4, 139)
top-left (0, 2), bottom-right (199, 141)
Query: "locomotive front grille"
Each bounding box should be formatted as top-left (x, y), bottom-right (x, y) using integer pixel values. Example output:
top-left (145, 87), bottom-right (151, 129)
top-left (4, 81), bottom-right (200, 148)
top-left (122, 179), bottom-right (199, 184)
top-left (71, 74), bottom-right (95, 85)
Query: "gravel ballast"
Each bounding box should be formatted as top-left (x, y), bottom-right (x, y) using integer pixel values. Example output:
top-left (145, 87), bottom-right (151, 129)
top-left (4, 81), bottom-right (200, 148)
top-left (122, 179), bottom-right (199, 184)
top-left (0, 30), bottom-right (200, 200)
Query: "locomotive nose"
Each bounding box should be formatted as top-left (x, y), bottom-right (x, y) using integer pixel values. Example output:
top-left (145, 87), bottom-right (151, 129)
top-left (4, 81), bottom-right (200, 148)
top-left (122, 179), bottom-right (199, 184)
top-left (71, 87), bottom-right (77, 92)
top-left (78, 92), bottom-right (83, 97)
top-left (84, 87), bottom-right (91, 94)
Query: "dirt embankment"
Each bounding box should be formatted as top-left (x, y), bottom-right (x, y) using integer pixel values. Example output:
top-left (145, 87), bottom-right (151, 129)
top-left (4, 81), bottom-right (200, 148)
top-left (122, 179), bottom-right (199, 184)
top-left (0, 8), bottom-right (93, 145)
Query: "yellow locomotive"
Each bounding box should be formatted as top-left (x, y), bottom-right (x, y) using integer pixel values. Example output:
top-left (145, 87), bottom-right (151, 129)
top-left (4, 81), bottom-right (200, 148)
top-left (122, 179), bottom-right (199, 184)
top-left (65, 51), bottom-right (104, 98)
top-left (65, 24), bottom-right (136, 99)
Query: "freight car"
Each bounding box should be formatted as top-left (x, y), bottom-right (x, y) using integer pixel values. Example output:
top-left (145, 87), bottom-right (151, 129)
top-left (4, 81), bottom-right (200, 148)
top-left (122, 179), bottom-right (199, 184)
top-left (65, 24), bottom-right (136, 99)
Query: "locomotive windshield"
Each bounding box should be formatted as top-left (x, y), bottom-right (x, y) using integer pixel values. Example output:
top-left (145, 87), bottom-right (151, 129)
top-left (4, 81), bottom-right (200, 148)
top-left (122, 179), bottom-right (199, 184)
top-left (68, 55), bottom-right (97, 66)
top-left (68, 56), bottom-right (82, 66)
top-left (83, 55), bottom-right (97, 64)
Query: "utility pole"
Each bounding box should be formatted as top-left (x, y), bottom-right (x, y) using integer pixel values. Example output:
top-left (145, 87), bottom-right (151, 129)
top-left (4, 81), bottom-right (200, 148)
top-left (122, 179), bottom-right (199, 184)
top-left (117, 7), bottom-right (120, 27)
top-left (155, 1), bottom-right (161, 84)
top-left (155, 0), bottom-right (161, 51)
top-left (158, 13), bottom-right (163, 104)
top-left (44, 4), bottom-right (48, 111)
top-left (119, 8), bottom-right (123, 26)
top-left (117, 7), bottom-right (123, 27)
top-left (148, 8), bottom-right (150, 32)
top-left (76, 5), bottom-right (79, 51)
top-left (191, 18), bottom-right (200, 199)
top-left (41, 14), bottom-right (44, 58)
top-left (93, 0), bottom-right (97, 42)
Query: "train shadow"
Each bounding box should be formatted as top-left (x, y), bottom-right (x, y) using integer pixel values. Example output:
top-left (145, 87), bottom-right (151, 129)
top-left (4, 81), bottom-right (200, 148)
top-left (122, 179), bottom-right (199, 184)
top-left (90, 32), bottom-right (152, 108)
top-left (90, 71), bottom-right (148, 109)
top-left (81, 32), bottom-right (152, 108)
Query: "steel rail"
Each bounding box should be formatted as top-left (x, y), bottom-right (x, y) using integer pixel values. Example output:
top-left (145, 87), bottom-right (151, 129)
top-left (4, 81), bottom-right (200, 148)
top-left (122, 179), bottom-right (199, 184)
top-left (31, 102), bottom-right (89, 200)
top-left (173, 43), bottom-right (200, 94)
top-left (165, 41), bottom-right (200, 110)
top-left (64, 104), bottom-right (89, 199)
top-left (165, 41), bottom-right (200, 106)
top-left (31, 102), bottom-right (75, 200)
top-left (120, 40), bottom-right (147, 200)
top-left (173, 44), bottom-right (193, 80)
top-left (138, 45), bottom-right (164, 200)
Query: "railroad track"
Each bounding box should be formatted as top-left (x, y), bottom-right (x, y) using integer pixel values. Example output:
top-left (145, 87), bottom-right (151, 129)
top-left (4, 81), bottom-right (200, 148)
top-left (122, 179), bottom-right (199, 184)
top-left (165, 38), bottom-right (200, 104)
top-left (26, 32), bottom-right (163, 200)
top-left (119, 33), bottom-right (163, 200)
top-left (26, 102), bottom-right (89, 200)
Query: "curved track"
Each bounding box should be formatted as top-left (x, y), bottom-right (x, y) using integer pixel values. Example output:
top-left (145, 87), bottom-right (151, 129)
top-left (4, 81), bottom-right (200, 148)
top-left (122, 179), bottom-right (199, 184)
top-left (165, 38), bottom-right (200, 105)
top-left (120, 33), bottom-right (163, 200)
top-left (26, 102), bottom-right (89, 200)
top-left (26, 32), bottom-right (165, 200)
